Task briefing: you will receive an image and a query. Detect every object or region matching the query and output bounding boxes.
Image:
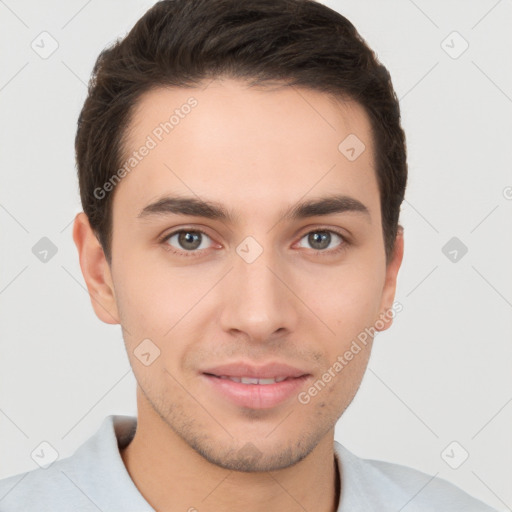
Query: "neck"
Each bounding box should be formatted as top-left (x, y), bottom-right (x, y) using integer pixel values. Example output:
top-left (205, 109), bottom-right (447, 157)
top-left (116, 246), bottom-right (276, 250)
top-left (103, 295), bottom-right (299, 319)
top-left (120, 388), bottom-right (340, 512)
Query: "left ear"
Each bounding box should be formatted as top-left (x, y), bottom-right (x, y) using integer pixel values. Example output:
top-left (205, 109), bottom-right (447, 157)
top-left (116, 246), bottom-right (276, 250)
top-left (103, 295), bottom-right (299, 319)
top-left (375, 225), bottom-right (404, 332)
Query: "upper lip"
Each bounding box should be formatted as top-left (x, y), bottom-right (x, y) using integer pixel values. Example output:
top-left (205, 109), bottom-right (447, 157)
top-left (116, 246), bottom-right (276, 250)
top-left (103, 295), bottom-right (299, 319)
top-left (201, 362), bottom-right (311, 379)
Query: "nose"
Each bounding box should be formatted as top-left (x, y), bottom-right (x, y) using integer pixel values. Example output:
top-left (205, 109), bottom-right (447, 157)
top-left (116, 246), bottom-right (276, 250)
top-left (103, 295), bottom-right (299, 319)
top-left (218, 242), bottom-right (299, 344)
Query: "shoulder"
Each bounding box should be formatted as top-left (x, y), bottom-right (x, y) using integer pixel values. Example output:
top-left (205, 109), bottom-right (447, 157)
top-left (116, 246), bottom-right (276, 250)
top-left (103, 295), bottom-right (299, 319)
top-left (369, 458), bottom-right (496, 510)
top-left (0, 457), bottom-right (93, 512)
top-left (0, 415), bottom-right (144, 512)
top-left (333, 441), bottom-right (498, 511)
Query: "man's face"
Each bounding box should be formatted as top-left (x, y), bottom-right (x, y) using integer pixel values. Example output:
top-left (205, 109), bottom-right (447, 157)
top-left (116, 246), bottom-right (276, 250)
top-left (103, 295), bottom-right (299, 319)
top-left (99, 78), bottom-right (402, 471)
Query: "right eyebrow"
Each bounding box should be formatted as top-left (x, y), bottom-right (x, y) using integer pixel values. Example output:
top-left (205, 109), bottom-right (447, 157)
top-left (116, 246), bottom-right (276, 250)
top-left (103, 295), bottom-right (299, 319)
top-left (137, 196), bottom-right (237, 223)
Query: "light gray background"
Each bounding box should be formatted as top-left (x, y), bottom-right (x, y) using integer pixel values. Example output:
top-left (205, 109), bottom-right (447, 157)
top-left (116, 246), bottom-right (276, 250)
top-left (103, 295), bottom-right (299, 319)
top-left (1, 1), bottom-right (511, 510)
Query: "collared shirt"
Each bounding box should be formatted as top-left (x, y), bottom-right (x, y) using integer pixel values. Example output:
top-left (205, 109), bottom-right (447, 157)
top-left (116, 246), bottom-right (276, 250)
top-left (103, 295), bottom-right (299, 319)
top-left (0, 415), bottom-right (497, 511)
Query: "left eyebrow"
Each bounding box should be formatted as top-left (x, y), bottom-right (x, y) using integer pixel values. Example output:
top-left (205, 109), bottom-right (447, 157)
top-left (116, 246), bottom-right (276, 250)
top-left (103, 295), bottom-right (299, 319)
top-left (137, 193), bottom-right (371, 224)
top-left (281, 194), bottom-right (371, 223)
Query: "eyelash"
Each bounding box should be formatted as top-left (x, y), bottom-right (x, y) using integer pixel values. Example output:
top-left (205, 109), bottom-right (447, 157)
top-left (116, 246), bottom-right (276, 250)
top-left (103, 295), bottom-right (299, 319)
top-left (159, 227), bottom-right (350, 258)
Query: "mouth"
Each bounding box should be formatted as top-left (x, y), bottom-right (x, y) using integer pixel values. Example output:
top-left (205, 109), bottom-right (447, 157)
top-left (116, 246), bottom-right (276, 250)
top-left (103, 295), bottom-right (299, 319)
top-left (200, 362), bottom-right (312, 409)
top-left (204, 374), bottom-right (293, 385)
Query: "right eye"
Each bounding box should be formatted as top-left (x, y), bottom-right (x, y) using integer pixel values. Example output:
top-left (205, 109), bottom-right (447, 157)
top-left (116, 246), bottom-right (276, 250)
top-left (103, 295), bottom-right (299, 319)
top-left (161, 229), bottom-right (215, 257)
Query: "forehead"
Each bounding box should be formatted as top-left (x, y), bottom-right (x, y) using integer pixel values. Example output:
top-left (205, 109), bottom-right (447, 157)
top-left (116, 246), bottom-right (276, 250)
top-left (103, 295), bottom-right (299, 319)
top-left (114, 78), bottom-right (379, 225)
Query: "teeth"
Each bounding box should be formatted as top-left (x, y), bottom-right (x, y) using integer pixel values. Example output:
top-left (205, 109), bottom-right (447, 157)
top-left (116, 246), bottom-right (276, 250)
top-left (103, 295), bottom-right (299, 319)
top-left (241, 377), bottom-right (260, 384)
top-left (219, 376), bottom-right (289, 385)
top-left (257, 378), bottom-right (277, 385)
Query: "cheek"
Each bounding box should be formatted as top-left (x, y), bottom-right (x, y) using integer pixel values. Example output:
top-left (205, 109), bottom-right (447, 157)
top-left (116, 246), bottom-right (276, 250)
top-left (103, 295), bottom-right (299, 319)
top-left (315, 267), bottom-right (384, 342)
top-left (112, 255), bottom-right (212, 375)
top-left (111, 258), bottom-right (171, 344)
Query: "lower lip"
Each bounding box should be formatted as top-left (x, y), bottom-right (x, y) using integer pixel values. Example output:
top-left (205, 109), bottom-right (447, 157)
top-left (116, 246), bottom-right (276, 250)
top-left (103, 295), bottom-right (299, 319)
top-left (202, 374), bottom-right (310, 409)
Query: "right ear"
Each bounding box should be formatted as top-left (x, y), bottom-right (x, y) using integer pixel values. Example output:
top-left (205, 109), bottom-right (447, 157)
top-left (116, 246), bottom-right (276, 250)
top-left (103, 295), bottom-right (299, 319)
top-left (72, 212), bottom-right (120, 325)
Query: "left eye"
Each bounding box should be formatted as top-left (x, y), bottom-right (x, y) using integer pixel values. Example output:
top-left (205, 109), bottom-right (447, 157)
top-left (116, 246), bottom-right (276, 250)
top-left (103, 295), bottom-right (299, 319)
top-left (297, 230), bottom-right (345, 252)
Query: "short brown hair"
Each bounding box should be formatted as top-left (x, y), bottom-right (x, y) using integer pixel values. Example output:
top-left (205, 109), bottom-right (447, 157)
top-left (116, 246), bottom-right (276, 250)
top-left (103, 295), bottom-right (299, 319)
top-left (75, 0), bottom-right (407, 264)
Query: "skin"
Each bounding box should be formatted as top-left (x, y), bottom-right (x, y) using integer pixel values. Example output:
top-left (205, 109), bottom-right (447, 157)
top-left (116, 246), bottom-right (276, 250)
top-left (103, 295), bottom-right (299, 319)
top-left (73, 78), bottom-right (404, 512)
